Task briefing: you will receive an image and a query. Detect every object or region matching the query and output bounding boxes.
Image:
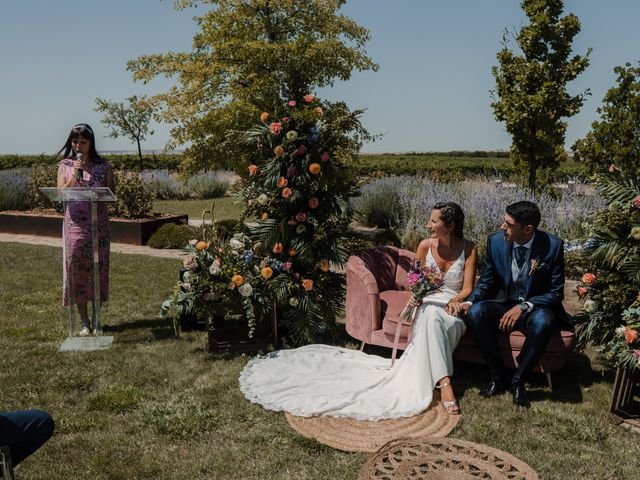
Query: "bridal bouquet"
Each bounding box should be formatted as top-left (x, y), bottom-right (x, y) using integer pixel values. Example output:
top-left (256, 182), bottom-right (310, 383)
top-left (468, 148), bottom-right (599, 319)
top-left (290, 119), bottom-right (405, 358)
top-left (399, 261), bottom-right (445, 323)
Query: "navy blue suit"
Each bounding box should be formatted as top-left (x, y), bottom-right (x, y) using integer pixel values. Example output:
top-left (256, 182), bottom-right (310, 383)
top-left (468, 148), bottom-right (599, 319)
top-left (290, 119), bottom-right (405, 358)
top-left (0, 410), bottom-right (54, 471)
top-left (466, 230), bottom-right (570, 385)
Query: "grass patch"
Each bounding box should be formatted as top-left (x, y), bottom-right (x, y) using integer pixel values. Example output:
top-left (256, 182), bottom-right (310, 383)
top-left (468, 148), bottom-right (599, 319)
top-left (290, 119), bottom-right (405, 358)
top-left (153, 196), bottom-right (242, 222)
top-left (1, 242), bottom-right (639, 479)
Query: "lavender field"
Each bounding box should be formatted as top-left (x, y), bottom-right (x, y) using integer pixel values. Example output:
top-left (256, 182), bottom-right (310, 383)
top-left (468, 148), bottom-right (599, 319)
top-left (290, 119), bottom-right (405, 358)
top-left (352, 176), bottom-right (605, 251)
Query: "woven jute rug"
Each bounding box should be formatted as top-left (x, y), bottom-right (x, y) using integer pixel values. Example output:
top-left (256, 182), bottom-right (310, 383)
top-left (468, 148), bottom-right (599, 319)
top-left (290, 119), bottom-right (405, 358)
top-left (358, 436), bottom-right (539, 480)
top-left (284, 397), bottom-right (460, 453)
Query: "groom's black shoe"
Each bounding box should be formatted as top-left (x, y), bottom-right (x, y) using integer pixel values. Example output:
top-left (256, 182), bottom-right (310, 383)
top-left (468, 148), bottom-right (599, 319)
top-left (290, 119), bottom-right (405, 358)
top-left (511, 384), bottom-right (531, 409)
top-left (480, 379), bottom-right (509, 398)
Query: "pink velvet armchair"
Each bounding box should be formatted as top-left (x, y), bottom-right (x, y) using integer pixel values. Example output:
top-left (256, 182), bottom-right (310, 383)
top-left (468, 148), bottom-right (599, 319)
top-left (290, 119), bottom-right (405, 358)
top-left (345, 246), bottom-right (576, 380)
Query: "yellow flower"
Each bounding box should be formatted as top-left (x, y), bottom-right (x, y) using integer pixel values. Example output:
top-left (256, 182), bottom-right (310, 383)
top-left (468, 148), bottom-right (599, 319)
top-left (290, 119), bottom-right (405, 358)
top-left (260, 112), bottom-right (269, 122)
top-left (195, 241), bottom-right (208, 251)
top-left (309, 163), bottom-right (321, 175)
top-left (261, 266), bottom-right (273, 279)
top-left (231, 274), bottom-right (244, 286)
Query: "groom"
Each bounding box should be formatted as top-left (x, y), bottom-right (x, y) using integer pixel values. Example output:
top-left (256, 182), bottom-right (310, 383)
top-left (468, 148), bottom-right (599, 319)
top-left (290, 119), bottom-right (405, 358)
top-left (461, 201), bottom-right (570, 408)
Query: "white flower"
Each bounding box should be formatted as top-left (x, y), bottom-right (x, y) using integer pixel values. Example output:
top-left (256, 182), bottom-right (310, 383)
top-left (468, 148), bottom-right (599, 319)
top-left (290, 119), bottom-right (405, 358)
top-left (289, 297), bottom-right (299, 307)
top-left (229, 238), bottom-right (244, 251)
top-left (238, 283), bottom-right (253, 297)
top-left (615, 325), bottom-right (627, 337)
top-left (189, 239), bottom-right (198, 246)
top-left (584, 300), bottom-right (596, 313)
top-left (286, 130), bottom-right (298, 141)
top-left (182, 282), bottom-right (191, 291)
top-left (257, 194), bottom-right (269, 205)
top-left (183, 253), bottom-right (197, 269)
top-left (182, 271), bottom-right (190, 282)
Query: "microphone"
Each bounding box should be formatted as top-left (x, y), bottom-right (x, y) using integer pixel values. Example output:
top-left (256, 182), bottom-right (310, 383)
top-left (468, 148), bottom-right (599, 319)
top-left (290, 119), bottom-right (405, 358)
top-left (75, 152), bottom-right (84, 183)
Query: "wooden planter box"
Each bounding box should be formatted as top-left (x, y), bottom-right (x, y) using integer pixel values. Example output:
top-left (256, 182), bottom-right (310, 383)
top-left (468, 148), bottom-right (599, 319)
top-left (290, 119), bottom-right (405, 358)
top-left (0, 211), bottom-right (188, 246)
top-left (208, 302), bottom-right (277, 353)
top-left (609, 366), bottom-right (640, 434)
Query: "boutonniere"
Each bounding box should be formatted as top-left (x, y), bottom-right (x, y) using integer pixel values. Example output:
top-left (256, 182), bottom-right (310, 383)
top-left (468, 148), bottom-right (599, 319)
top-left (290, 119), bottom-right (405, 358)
top-left (529, 257), bottom-right (549, 276)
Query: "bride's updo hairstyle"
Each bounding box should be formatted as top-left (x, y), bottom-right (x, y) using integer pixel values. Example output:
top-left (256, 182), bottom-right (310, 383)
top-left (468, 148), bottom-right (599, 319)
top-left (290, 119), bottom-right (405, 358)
top-left (433, 202), bottom-right (464, 238)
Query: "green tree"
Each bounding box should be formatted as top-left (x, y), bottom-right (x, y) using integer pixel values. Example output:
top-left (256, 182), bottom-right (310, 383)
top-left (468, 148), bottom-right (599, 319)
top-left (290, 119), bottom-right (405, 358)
top-left (573, 62), bottom-right (640, 181)
top-left (94, 95), bottom-right (154, 166)
top-left (127, 0), bottom-right (378, 172)
top-left (491, 0), bottom-right (590, 191)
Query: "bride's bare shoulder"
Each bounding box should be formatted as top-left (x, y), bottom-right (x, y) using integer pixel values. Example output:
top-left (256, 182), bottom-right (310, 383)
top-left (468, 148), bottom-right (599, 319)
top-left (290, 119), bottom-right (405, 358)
top-left (415, 238), bottom-right (432, 256)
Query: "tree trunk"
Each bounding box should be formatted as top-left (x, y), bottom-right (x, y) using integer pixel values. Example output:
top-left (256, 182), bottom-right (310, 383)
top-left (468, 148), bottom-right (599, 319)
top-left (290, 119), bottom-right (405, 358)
top-left (528, 151), bottom-right (537, 192)
top-left (136, 138), bottom-right (143, 169)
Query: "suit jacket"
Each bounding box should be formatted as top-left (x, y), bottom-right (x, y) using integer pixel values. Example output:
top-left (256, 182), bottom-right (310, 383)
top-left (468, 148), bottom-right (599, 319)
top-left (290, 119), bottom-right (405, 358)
top-left (466, 230), bottom-right (572, 326)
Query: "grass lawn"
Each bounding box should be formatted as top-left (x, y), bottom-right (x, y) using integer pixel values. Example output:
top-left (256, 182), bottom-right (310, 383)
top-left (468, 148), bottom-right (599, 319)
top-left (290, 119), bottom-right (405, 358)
top-left (1, 242), bottom-right (640, 479)
top-left (153, 196), bottom-right (243, 222)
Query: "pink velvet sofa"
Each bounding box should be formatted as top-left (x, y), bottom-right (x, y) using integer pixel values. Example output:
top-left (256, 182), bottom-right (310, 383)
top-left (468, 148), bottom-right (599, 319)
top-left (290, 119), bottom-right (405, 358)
top-left (345, 246), bottom-right (576, 376)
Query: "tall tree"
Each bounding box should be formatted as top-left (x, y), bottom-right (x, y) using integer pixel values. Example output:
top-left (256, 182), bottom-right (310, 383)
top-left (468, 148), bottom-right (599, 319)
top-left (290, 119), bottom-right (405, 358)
top-left (94, 95), bottom-right (154, 166)
top-left (573, 62), bottom-right (640, 181)
top-left (127, 0), bottom-right (378, 172)
top-left (491, 0), bottom-right (590, 191)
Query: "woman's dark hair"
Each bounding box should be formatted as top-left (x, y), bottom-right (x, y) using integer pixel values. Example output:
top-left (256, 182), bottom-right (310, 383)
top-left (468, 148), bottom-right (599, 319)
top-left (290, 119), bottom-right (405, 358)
top-left (506, 201), bottom-right (541, 229)
top-left (433, 202), bottom-right (464, 238)
top-left (52, 123), bottom-right (102, 163)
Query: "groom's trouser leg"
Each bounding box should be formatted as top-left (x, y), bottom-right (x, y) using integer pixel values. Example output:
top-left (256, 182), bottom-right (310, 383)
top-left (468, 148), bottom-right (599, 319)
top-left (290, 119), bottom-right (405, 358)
top-left (511, 308), bottom-right (555, 386)
top-left (0, 410), bottom-right (55, 466)
top-left (466, 301), bottom-right (510, 381)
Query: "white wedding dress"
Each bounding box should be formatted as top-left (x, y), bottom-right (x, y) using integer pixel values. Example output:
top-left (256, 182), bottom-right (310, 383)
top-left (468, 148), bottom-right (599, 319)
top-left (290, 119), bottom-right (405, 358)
top-left (239, 248), bottom-right (467, 420)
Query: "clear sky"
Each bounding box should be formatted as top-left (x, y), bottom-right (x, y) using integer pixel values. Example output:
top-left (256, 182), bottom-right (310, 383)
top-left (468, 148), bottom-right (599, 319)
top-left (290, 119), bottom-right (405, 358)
top-left (1, 0), bottom-right (639, 154)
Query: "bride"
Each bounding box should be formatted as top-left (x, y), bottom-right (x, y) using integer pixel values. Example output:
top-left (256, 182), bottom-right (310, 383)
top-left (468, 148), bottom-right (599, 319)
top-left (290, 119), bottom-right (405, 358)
top-left (239, 202), bottom-right (477, 420)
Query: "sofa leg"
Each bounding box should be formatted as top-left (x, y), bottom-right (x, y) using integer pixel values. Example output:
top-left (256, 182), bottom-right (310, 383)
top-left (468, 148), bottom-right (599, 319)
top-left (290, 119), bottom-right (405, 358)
top-left (546, 372), bottom-right (553, 390)
top-left (360, 341), bottom-right (366, 352)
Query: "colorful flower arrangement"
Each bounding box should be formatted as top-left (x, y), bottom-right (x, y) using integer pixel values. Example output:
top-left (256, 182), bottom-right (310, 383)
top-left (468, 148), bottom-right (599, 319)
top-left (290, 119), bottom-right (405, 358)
top-left (574, 166), bottom-right (640, 370)
top-left (240, 95), bottom-right (358, 343)
top-left (160, 232), bottom-right (272, 337)
top-left (399, 261), bottom-right (445, 323)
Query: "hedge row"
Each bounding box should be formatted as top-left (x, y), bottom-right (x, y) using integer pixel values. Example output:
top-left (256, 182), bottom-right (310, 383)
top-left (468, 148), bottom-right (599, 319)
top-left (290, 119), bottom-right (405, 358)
top-left (0, 153), bottom-right (182, 171)
top-left (1, 152), bottom-right (585, 180)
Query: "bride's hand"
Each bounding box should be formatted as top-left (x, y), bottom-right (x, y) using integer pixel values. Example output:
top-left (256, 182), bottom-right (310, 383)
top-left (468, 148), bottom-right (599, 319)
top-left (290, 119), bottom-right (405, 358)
top-left (445, 300), bottom-right (463, 316)
top-left (407, 295), bottom-right (421, 308)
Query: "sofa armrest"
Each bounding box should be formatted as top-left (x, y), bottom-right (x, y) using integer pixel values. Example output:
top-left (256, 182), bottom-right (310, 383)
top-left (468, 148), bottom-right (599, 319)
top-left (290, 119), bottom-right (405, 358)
top-left (345, 260), bottom-right (381, 343)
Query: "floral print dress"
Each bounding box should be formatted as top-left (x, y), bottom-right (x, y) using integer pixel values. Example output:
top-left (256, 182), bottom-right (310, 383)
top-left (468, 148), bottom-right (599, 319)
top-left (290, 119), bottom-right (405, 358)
top-left (58, 158), bottom-right (112, 306)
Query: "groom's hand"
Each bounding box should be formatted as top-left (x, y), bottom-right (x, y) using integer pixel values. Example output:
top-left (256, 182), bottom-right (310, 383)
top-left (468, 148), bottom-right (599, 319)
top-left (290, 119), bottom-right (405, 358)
top-left (499, 306), bottom-right (522, 332)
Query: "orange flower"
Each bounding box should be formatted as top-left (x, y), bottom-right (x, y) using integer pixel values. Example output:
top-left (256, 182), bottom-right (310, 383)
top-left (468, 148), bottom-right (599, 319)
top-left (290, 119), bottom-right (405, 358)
top-left (282, 187), bottom-right (292, 198)
top-left (625, 327), bottom-right (638, 344)
top-left (314, 106), bottom-right (323, 117)
top-left (577, 286), bottom-right (587, 297)
top-left (308, 197), bottom-right (319, 209)
top-left (195, 241), bottom-right (208, 250)
top-left (248, 164), bottom-right (258, 175)
top-left (270, 122), bottom-right (282, 135)
top-left (274, 145), bottom-right (284, 157)
top-left (303, 94), bottom-right (315, 103)
top-left (288, 248), bottom-right (297, 257)
top-left (319, 261), bottom-right (330, 272)
top-left (581, 273), bottom-right (596, 285)
top-left (231, 274), bottom-right (244, 286)
top-left (277, 177), bottom-right (288, 188)
top-left (261, 266), bottom-right (273, 280)
top-left (302, 279), bottom-right (314, 291)
top-left (260, 212), bottom-right (269, 220)
top-left (309, 163), bottom-right (321, 175)
top-left (261, 111), bottom-right (269, 122)
top-left (273, 243), bottom-right (283, 254)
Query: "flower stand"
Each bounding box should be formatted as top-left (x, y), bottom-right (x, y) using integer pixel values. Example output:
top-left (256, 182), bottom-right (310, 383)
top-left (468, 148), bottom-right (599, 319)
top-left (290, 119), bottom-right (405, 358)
top-left (608, 366), bottom-right (640, 434)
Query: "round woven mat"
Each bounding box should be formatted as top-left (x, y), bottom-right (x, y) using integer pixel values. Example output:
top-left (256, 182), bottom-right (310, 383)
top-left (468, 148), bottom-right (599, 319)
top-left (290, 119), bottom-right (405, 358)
top-left (284, 398), bottom-right (460, 453)
top-left (358, 436), bottom-right (539, 480)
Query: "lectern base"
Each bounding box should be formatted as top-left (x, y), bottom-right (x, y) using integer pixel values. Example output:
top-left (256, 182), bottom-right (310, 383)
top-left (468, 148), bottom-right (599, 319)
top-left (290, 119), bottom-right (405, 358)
top-left (59, 336), bottom-right (114, 352)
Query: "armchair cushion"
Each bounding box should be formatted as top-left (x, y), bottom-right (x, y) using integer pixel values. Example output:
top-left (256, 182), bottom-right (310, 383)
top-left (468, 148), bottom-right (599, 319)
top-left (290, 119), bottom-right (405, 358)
top-left (380, 290), bottom-right (412, 339)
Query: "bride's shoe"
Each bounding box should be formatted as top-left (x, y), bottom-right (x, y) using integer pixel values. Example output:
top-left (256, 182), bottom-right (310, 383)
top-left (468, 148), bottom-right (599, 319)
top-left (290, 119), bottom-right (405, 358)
top-left (436, 382), bottom-right (461, 415)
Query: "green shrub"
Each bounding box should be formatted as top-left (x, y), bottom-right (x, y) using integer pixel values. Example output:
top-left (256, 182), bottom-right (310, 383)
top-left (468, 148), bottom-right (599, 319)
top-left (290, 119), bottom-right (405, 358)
top-left (0, 169), bottom-right (30, 211)
top-left (27, 164), bottom-right (58, 210)
top-left (185, 170), bottom-right (235, 199)
top-left (147, 223), bottom-right (195, 249)
top-left (351, 181), bottom-right (402, 228)
top-left (111, 170), bottom-right (154, 218)
top-left (0, 153), bottom-right (182, 171)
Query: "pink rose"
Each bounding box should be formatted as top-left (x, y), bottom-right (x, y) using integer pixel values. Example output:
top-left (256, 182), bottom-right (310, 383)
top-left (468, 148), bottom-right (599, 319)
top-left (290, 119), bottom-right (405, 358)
top-left (321, 151), bottom-right (329, 162)
top-left (609, 164), bottom-right (616, 173)
top-left (270, 122), bottom-right (282, 135)
top-left (303, 94), bottom-right (315, 103)
top-left (288, 100), bottom-right (296, 107)
top-left (282, 117), bottom-right (290, 124)
top-left (633, 350), bottom-right (640, 360)
top-left (634, 196), bottom-right (640, 209)
top-left (283, 262), bottom-right (292, 271)
top-left (189, 239), bottom-right (198, 246)
top-left (295, 213), bottom-right (307, 222)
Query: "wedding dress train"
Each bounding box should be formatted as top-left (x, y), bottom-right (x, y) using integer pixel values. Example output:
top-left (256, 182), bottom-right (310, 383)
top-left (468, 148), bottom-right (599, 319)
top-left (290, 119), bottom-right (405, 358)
top-left (239, 248), bottom-right (467, 420)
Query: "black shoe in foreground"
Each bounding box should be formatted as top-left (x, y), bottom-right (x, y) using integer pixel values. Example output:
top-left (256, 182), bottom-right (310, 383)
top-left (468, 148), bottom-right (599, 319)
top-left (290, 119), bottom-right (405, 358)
top-left (510, 384), bottom-right (531, 409)
top-left (480, 380), bottom-right (509, 398)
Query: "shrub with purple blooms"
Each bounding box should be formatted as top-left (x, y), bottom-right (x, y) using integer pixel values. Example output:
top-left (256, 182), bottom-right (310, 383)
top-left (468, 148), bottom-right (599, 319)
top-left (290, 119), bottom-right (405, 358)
top-left (352, 176), bottom-right (606, 254)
